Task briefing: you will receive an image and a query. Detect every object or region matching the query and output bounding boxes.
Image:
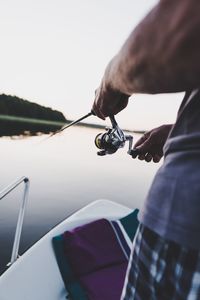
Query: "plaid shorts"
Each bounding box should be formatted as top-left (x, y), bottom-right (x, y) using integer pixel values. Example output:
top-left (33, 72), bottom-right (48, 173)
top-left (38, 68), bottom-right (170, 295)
top-left (121, 224), bottom-right (200, 300)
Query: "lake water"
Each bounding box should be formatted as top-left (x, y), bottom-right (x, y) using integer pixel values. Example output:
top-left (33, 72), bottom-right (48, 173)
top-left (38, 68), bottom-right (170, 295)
top-left (0, 126), bottom-right (160, 274)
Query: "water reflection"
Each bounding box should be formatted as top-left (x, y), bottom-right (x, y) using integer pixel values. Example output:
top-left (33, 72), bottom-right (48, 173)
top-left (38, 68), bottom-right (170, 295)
top-left (0, 117), bottom-right (63, 137)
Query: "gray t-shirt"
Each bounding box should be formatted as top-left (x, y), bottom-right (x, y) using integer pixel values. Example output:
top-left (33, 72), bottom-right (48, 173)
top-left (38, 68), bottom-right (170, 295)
top-left (139, 90), bottom-right (200, 249)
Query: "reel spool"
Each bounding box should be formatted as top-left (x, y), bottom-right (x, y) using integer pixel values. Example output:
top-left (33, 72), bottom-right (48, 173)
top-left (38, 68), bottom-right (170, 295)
top-left (95, 131), bottom-right (122, 155)
top-left (94, 115), bottom-right (139, 157)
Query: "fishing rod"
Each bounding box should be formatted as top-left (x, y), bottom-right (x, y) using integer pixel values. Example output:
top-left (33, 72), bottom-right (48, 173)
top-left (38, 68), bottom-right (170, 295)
top-left (40, 111), bottom-right (95, 142)
top-left (49, 111), bottom-right (94, 137)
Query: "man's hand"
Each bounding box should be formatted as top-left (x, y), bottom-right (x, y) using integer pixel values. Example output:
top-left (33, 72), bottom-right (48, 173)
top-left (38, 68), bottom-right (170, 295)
top-left (92, 82), bottom-right (129, 120)
top-left (92, 58), bottom-right (130, 119)
top-left (133, 124), bottom-right (173, 163)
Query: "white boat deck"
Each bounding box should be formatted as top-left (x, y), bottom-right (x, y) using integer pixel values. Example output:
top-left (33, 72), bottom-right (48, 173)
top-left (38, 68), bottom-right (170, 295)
top-left (0, 199), bottom-right (132, 300)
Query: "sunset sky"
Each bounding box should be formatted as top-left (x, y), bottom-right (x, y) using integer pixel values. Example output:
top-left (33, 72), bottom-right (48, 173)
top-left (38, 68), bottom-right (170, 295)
top-left (0, 0), bottom-right (183, 131)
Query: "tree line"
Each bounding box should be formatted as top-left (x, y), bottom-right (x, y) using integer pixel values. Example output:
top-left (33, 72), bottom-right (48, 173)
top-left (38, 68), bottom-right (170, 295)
top-left (0, 94), bottom-right (67, 137)
top-left (0, 94), bottom-right (66, 121)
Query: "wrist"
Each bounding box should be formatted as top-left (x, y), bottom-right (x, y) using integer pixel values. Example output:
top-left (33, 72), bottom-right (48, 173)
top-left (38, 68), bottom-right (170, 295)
top-left (161, 124), bottom-right (173, 140)
top-left (103, 56), bottom-right (132, 97)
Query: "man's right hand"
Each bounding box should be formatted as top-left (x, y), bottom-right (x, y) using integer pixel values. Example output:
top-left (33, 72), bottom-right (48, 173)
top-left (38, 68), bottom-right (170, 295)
top-left (133, 124), bottom-right (173, 163)
top-left (92, 81), bottom-right (129, 120)
top-left (92, 58), bottom-right (130, 120)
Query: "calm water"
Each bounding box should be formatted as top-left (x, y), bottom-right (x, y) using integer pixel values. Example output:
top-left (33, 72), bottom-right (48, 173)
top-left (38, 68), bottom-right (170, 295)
top-left (0, 126), bottom-right (160, 274)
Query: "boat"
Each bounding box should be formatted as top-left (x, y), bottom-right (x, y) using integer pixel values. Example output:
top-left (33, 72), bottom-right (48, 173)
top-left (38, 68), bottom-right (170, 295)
top-left (0, 177), bottom-right (133, 300)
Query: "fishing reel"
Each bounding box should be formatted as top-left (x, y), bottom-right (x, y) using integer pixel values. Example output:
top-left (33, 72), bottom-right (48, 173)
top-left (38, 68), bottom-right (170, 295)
top-left (94, 115), bottom-right (139, 157)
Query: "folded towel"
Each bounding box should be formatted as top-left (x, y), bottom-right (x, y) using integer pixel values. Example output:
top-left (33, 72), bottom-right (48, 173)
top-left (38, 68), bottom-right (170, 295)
top-left (52, 209), bottom-right (139, 300)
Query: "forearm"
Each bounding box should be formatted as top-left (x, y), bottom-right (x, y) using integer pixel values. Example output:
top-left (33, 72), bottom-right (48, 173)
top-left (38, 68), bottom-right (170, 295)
top-left (105, 0), bottom-right (200, 95)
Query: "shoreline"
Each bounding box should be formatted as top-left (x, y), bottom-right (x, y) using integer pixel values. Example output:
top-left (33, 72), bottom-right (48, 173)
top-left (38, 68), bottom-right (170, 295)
top-left (0, 114), bottom-right (145, 135)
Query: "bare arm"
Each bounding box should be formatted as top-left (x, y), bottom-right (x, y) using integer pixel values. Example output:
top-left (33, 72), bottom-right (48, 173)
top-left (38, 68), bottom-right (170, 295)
top-left (93, 0), bottom-right (200, 118)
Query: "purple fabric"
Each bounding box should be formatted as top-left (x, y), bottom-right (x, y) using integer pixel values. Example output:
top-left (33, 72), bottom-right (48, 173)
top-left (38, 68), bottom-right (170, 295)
top-left (80, 263), bottom-right (127, 300)
top-left (63, 219), bottom-right (128, 300)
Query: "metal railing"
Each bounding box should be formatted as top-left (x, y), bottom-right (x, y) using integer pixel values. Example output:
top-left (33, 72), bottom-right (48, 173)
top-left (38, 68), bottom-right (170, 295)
top-left (0, 177), bottom-right (30, 266)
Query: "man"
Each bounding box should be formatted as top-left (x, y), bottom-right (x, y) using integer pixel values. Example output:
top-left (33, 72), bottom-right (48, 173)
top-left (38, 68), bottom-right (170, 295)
top-left (92, 0), bottom-right (200, 299)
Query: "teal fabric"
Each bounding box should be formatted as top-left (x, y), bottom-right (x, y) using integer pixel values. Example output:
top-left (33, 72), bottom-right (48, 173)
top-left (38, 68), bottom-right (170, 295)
top-left (119, 209), bottom-right (139, 241)
top-left (52, 235), bottom-right (88, 300)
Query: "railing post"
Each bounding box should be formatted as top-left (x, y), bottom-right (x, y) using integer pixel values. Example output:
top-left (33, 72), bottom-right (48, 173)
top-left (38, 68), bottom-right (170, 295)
top-left (0, 177), bottom-right (30, 266)
top-left (10, 178), bottom-right (30, 265)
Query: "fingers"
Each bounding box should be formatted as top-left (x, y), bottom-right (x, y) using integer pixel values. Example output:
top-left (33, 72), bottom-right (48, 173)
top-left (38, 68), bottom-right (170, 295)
top-left (93, 97), bottom-right (129, 119)
top-left (92, 88), bottom-right (106, 120)
top-left (137, 152), bottom-right (161, 163)
top-left (133, 131), bottom-right (162, 163)
top-left (92, 102), bottom-right (105, 120)
top-left (138, 153), bottom-right (152, 162)
top-left (145, 153), bottom-right (153, 162)
top-left (92, 86), bottom-right (129, 120)
top-left (153, 154), bottom-right (161, 163)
